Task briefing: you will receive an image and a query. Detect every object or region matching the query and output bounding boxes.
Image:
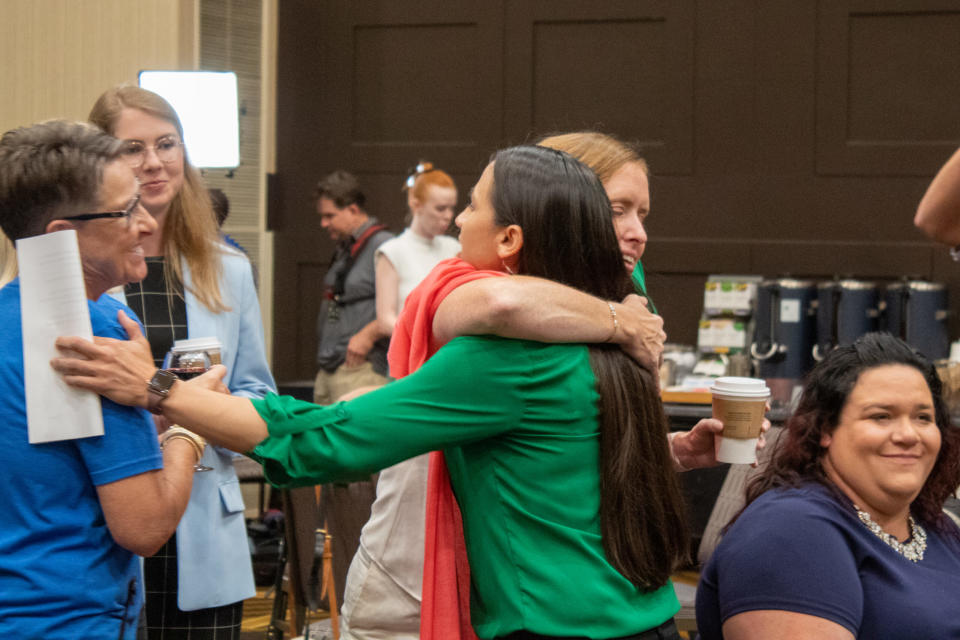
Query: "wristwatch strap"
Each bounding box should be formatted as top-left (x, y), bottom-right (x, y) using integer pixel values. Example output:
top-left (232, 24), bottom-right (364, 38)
top-left (146, 369), bottom-right (178, 415)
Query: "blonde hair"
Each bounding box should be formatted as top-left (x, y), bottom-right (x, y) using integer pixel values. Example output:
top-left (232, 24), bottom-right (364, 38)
top-left (537, 132), bottom-right (648, 183)
top-left (89, 85), bottom-right (226, 312)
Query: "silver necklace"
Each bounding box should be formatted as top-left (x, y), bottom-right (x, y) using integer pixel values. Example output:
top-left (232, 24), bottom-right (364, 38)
top-left (854, 506), bottom-right (927, 562)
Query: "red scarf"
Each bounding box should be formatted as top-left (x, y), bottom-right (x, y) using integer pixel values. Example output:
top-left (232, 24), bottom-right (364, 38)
top-left (388, 257), bottom-right (504, 640)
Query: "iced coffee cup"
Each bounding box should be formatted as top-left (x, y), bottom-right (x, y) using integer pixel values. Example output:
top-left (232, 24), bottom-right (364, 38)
top-left (710, 376), bottom-right (770, 464)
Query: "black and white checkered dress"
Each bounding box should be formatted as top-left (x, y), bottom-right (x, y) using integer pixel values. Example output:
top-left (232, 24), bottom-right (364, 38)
top-left (126, 257), bottom-right (243, 640)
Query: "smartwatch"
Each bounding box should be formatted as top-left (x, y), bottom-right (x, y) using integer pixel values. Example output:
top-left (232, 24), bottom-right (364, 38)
top-left (146, 369), bottom-right (179, 415)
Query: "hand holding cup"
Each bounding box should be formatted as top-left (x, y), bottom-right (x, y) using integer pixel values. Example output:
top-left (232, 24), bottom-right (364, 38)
top-left (710, 376), bottom-right (770, 465)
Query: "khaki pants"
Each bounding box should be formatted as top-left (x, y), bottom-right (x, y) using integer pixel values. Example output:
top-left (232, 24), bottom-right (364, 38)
top-left (340, 545), bottom-right (421, 640)
top-left (314, 361), bottom-right (389, 405)
top-left (314, 361), bottom-right (389, 608)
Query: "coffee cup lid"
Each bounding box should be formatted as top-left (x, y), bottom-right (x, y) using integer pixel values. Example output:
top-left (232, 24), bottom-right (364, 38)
top-left (172, 337), bottom-right (222, 352)
top-left (710, 376), bottom-right (770, 398)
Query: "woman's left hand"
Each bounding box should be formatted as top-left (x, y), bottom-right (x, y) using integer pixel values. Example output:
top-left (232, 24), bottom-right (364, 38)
top-left (616, 294), bottom-right (666, 374)
top-left (190, 365), bottom-right (230, 395)
top-left (671, 410), bottom-right (772, 470)
top-left (51, 309), bottom-right (157, 409)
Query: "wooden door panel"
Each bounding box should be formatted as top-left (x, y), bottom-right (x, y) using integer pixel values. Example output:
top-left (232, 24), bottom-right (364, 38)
top-left (273, 0), bottom-right (960, 376)
top-left (816, 0), bottom-right (960, 175)
top-left (504, 0), bottom-right (694, 175)
top-left (273, 0), bottom-right (504, 380)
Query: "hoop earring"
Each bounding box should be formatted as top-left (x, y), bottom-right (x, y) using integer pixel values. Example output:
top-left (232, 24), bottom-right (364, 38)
top-left (502, 259), bottom-right (515, 275)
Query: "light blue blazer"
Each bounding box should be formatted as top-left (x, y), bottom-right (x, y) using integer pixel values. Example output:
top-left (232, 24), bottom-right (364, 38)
top-left (112, 246), bottom-right (276, 610)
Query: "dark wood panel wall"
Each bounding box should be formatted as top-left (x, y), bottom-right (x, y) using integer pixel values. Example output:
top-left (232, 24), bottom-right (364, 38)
top-left (272, 0), bottom-right (960, 382)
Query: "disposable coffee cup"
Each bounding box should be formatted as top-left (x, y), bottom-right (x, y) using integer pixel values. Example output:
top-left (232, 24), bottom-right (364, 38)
top-left (710, 376), bottom-right (770, 464)
top-left (172, 337), bottom-right (222, 366)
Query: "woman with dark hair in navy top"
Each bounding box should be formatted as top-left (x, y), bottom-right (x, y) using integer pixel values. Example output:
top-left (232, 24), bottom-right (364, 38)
top-left (696, 332), bottom-right (960, 639)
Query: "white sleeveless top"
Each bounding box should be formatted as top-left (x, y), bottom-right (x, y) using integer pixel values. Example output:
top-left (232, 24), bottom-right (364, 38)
top-left (376, 228), bottom-right (461, 313)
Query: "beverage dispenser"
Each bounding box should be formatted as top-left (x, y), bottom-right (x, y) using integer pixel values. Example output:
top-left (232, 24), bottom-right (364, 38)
top-left (750, 278), bottom-right (817, 406)
top-left (882, 280), bottom-right (949, 361)
top-left (813, 279), bottom-right (880, 361)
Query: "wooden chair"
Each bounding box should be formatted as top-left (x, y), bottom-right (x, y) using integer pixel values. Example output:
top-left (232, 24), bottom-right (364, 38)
top-left (272, 487), bottom-right (339, 639)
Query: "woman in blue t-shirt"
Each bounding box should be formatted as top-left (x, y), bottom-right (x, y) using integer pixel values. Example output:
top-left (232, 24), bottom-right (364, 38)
top-left (696, 332), bottom-right (960, 639)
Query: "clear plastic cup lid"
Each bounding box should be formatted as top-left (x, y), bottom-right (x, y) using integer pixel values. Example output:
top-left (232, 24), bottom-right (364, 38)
top-left (710, 376), bottom-right (770, 398)
top-left (171, 337), bottom-right (222, 352)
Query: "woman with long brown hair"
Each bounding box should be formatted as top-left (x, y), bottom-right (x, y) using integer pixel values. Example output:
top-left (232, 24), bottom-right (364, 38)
top-left (89, 85), bottom-right (275, 639)
top-left (55, 145), bottom-right (689, 639)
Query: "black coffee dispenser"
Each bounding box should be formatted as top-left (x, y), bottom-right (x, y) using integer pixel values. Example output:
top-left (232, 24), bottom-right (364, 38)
top-left (750, 278), bottom-right (817, 382)
top-left (813, 279), bottom-right (880, 361)
top-left (881, 280), bottom-right (949, 361)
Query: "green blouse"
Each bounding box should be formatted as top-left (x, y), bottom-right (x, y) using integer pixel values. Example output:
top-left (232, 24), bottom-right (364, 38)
top-left (250, 336), bottom-right (679, 638)
top-left (631, 260), bottom-right (658, 314)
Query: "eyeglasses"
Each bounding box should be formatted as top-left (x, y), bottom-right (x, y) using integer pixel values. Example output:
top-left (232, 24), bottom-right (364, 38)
top-left (60, 194), bottom-right (143, 227)
top-left (121, 136), bottom-right (183, 168)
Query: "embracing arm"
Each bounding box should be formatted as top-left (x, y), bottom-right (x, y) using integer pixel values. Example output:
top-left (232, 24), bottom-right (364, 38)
top-left (53, 310), bottom-right (269, 452)
top-left (915, 147), bottom-right (960, 246)
top-left (163, 378), bottom-right (267, 452)
top-left (54, 325), bottom-right (524, 485)
top-left (432, 276), bottom-right (665, 373)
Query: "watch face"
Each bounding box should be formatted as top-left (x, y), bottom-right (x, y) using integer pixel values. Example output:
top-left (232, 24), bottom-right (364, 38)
top-left (151, 369), bottom-right (179, 394)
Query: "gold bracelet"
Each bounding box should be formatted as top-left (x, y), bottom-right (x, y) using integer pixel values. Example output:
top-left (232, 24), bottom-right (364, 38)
top-left (604, 302), bottom-right (619, 342)
top-left (161, 426), bottom-right (206, 464)
top-left (163, 434), bottom-right (203, 464)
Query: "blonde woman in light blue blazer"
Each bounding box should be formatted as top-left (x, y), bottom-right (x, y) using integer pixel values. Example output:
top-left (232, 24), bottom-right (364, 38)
top-left (110, 248), bottom-right (275, 610)
top-left (92, 85), bottom-right (275, 637)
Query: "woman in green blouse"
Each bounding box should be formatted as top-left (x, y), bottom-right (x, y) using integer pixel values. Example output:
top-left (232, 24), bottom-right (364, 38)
top-left (54, 145), bottom-right (689, 639)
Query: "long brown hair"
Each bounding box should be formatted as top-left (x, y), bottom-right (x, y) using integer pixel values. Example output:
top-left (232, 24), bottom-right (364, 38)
top-left (89, 85), bottom-right (226, 312)
top-left (492, 145), bottom-right (688, 589)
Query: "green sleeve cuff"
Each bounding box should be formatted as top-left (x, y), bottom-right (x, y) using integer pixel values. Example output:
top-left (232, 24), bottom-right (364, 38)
top-left (245, 393), bottom-right (355, 488)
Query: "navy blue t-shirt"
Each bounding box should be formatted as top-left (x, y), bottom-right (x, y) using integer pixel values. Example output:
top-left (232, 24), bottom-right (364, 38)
top-left (696, 483), bottom-right (960, 639)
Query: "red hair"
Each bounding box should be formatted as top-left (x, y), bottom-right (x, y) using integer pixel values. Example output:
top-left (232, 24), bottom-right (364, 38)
top-left (404, 161), bottom-right (455, 204)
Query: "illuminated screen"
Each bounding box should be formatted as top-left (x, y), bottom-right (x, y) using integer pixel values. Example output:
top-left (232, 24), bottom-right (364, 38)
top-left (138, 70), bottom-right (240, 169)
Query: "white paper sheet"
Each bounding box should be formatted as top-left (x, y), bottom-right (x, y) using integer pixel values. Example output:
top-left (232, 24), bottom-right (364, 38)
top-left (17, 230), bottom-right (103, 443)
